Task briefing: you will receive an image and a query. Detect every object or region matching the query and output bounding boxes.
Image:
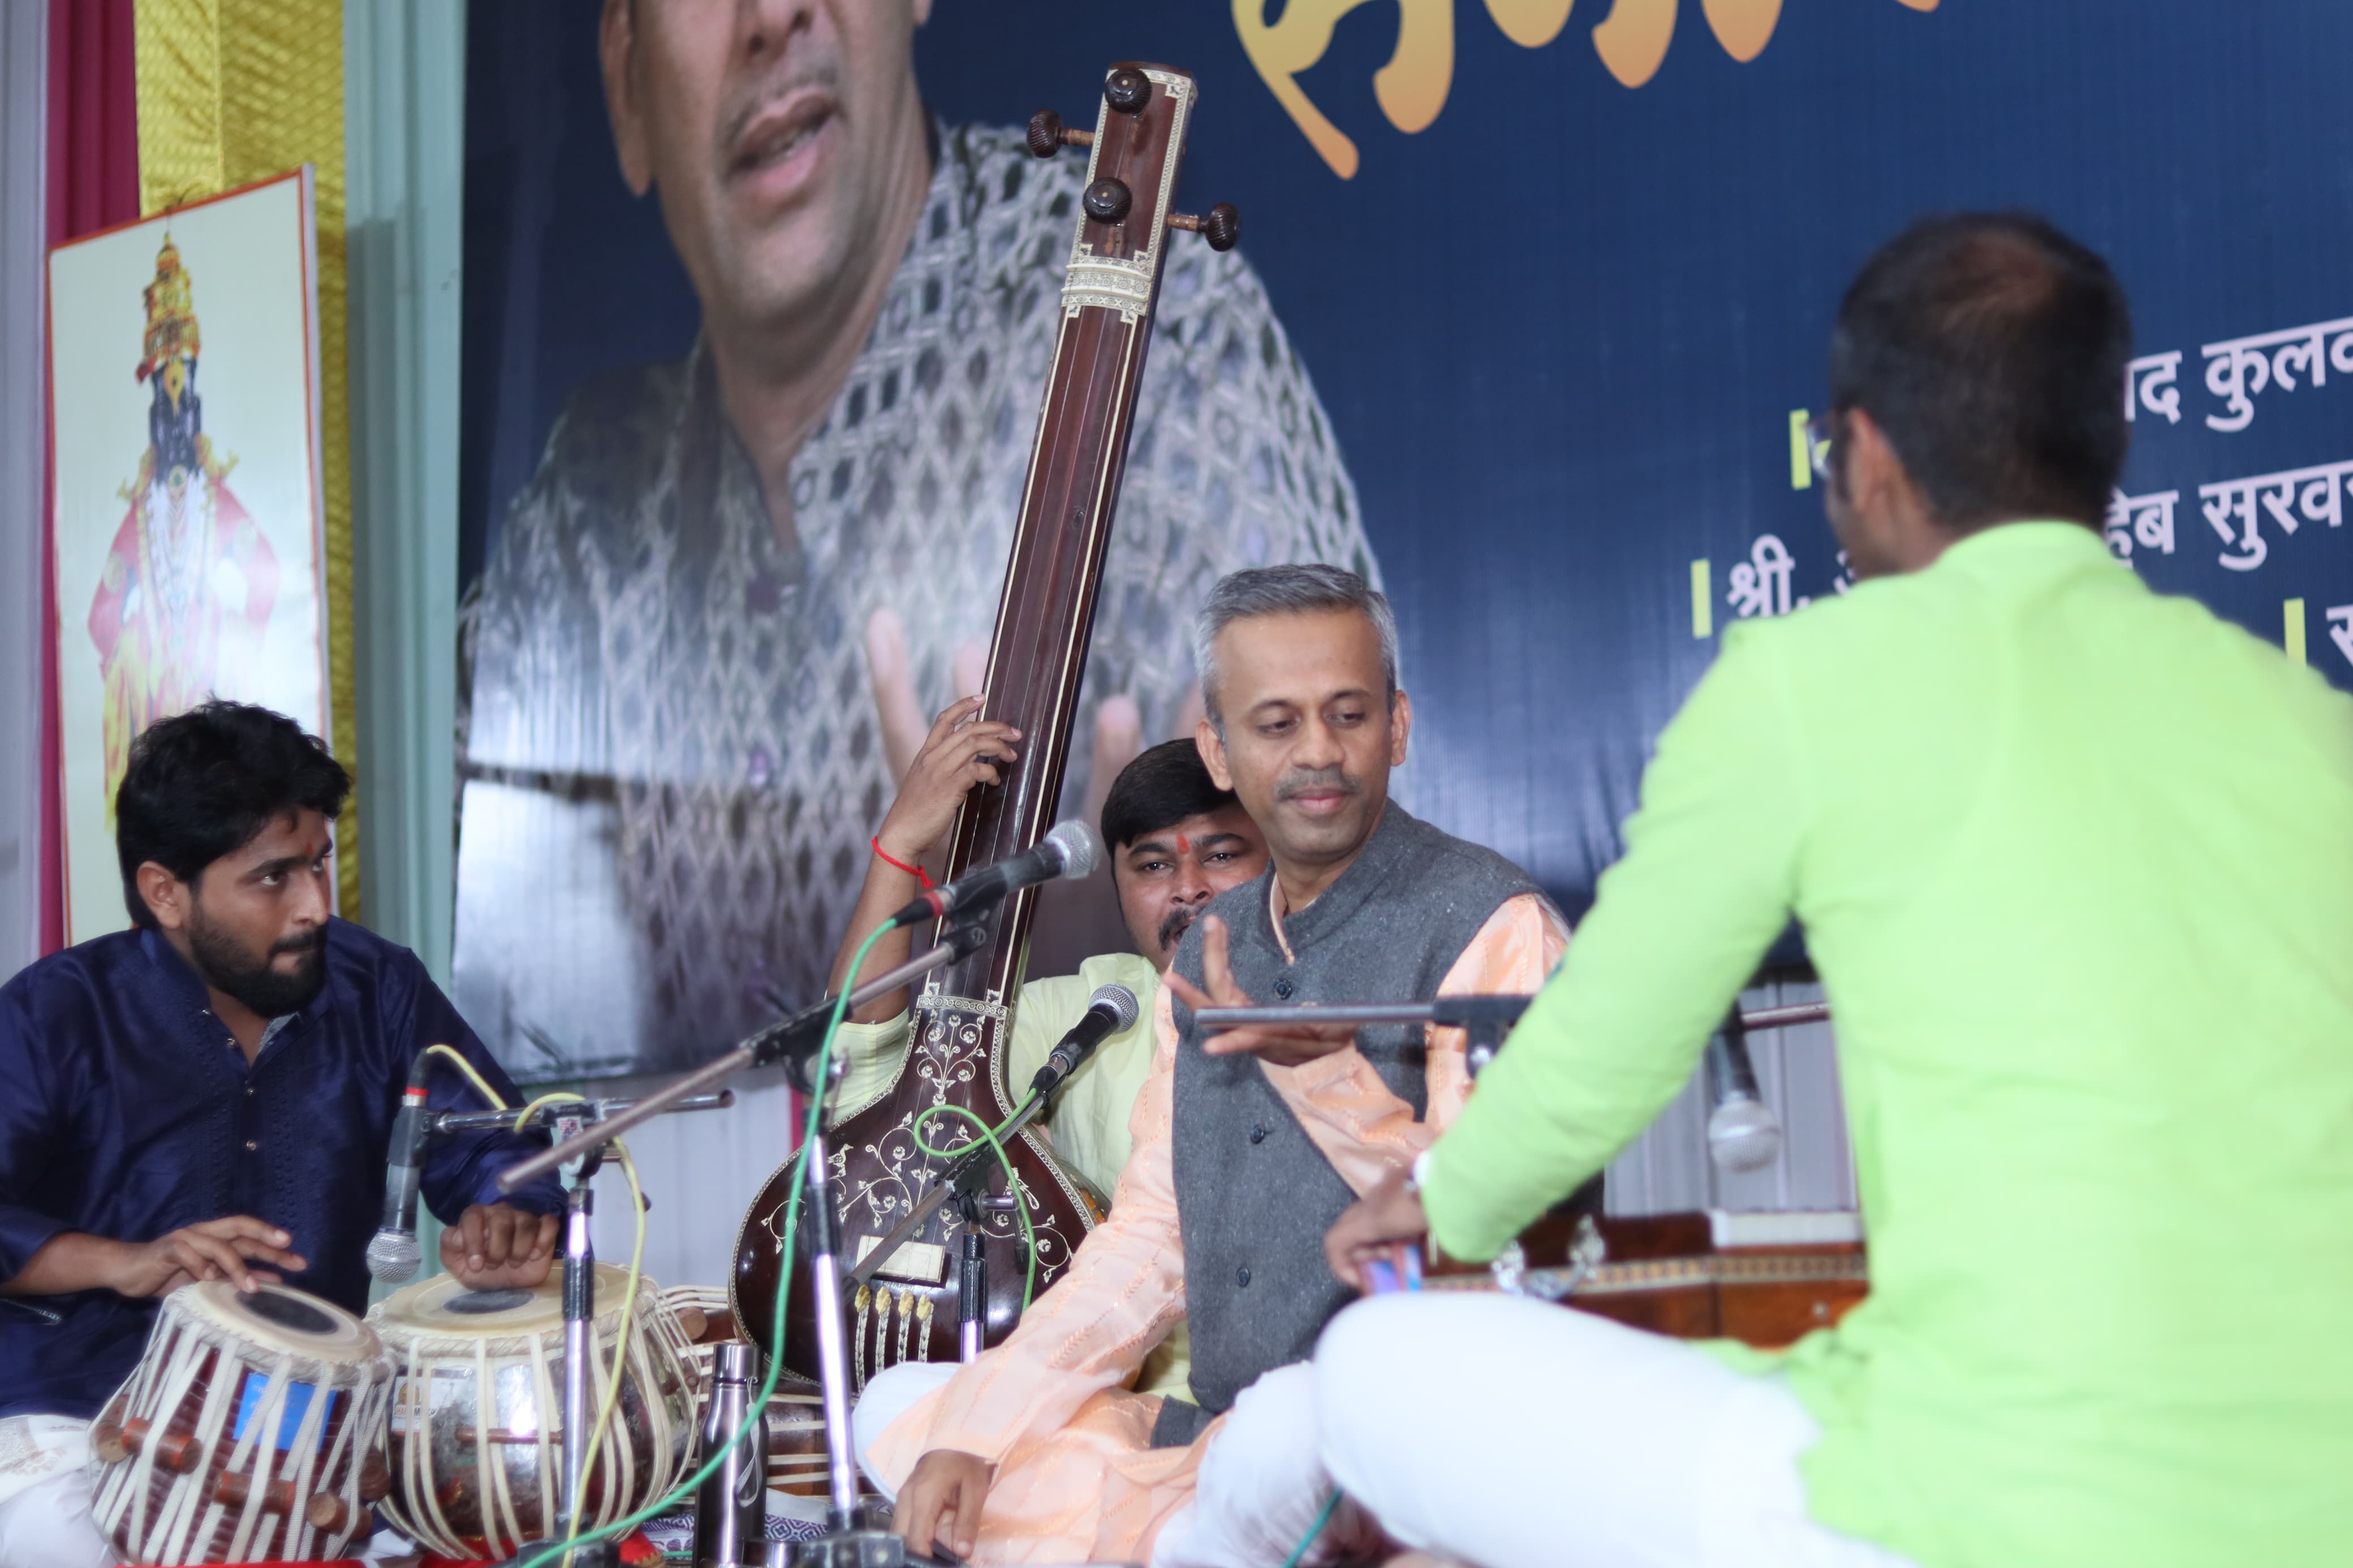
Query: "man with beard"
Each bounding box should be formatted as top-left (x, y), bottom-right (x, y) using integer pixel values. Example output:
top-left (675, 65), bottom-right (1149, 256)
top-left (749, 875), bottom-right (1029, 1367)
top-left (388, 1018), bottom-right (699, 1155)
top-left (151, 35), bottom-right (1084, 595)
top-left (0, 703), bottom-right (562, 1568)
top-left (454, 0), bottom-right (1375, 1075)
top-left (859, 566), bottom-right (1567, 1567)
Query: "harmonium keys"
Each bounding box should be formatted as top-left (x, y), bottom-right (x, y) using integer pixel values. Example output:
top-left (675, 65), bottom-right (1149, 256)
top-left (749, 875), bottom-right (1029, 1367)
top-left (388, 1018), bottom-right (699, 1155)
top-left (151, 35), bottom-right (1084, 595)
top-left (1423, 1208), bottom-right (1867, 1349)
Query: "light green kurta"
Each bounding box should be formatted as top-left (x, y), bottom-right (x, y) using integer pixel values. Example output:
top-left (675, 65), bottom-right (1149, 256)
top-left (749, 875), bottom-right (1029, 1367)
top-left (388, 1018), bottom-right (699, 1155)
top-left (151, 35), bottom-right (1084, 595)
top-left (828, 949), bottom-right (1191, 1396)
top-left (1423, 522), bottom-right (2353, 1567)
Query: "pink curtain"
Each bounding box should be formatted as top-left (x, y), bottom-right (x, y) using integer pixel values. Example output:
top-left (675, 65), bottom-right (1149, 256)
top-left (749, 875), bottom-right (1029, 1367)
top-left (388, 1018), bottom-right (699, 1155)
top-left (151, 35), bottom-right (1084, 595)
top-left (41, 0), bottom-right (138, 952)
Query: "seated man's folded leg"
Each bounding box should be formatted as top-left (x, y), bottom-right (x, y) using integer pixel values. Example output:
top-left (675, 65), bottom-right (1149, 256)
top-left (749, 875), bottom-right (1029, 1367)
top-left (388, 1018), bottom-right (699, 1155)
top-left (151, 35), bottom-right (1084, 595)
top-left (1315, 1293), bottom-right (1915, 1568)
top-left (1150, 1363), bottom-right (1378, 1568)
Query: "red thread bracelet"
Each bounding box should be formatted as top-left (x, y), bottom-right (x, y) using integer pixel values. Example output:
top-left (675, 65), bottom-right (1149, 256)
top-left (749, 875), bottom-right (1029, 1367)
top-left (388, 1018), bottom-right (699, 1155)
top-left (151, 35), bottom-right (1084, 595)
top-left (872, 835), bottom-right (934, 888)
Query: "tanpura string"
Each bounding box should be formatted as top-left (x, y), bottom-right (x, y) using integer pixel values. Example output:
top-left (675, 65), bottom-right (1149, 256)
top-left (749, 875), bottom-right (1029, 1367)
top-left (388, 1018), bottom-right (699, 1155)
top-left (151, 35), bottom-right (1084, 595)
top-left (512, 919), bottom-right (892, 1568)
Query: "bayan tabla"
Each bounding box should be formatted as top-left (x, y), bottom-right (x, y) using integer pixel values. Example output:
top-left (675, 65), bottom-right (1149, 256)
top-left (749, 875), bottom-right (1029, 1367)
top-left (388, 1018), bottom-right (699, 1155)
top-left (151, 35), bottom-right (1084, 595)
top-left (89, 1280), bottom-right (394, 1565)
top-left (368, 1262), bottom-right (696, 1557)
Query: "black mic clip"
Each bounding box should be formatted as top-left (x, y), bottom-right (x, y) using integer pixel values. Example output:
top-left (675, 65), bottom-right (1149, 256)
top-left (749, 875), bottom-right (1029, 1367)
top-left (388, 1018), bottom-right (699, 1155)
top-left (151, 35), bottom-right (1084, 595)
top-left (1429, 995), bottom-right (1533, 1078)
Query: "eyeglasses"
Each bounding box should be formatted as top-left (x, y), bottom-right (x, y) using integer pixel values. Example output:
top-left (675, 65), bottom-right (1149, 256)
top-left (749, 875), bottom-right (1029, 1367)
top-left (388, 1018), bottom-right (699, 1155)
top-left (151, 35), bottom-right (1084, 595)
top-left (1803, 411), bottom-right (1835, 485)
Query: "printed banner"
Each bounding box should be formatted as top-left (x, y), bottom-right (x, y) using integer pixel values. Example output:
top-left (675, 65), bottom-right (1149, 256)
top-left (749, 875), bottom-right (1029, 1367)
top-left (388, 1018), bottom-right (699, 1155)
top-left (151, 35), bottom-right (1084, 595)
top-left (454, 0), bottom-right (2353, 1079)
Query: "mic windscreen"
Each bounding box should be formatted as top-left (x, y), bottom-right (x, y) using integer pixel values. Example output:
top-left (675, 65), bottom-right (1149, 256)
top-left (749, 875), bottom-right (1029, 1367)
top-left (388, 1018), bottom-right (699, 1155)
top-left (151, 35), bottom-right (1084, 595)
top-left (1088, 984), bottom-right (1140, 1031)
top-left (366, 1229), bottom-right (423, 1284)
top-left (1044, 819), bottom-right (1101, 880)
top-left (1706, 1096), bottom-right (1784, 1173)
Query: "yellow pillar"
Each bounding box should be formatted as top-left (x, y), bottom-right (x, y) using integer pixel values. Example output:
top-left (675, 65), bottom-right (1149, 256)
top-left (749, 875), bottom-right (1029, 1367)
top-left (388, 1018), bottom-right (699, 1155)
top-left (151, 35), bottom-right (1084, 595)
top-left (133, 0), bottom-right (359, 918)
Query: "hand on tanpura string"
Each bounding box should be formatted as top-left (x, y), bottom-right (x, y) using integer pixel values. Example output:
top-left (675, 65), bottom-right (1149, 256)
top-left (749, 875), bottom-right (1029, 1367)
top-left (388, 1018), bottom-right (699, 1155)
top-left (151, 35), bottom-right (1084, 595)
top-left (1163, 915), bottom-right (1361, 1068)
top-left (1324, 1164), bottom-right (1430, 1292)
top-left (439, 1203), bottom-right (560, 1291)
top-left (872, 693), bottom-right (1024, 870)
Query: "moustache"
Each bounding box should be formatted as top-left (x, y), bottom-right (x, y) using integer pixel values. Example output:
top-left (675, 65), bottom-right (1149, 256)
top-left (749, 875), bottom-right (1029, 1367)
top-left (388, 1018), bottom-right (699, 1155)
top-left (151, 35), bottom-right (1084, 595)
top-left (1158, 906), bottom-right (1200, 953)
top-left (270, 929), bottom-right (326, 961)
top-left (1274, 766), bottom-right (1361, 804)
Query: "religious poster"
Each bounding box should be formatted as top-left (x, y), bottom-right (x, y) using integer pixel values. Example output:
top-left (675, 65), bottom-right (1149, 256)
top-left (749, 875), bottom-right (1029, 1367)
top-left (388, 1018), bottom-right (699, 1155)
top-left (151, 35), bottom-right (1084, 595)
top-left (46, 170), bottom-right (330, 943)
top-left (454, 1), bottom-right (2353, 1085)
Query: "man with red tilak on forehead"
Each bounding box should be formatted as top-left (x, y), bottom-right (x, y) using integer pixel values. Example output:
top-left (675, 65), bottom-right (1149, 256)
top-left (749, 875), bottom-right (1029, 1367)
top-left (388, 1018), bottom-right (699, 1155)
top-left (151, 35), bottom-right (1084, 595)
top-left (856, 566), bottom-right (1569, 1567)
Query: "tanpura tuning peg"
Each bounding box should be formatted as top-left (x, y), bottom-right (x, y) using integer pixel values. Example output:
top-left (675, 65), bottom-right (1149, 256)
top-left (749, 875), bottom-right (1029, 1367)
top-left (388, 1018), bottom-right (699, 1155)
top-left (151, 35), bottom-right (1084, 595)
top-left (1167, 202), bottom-right (1242, 252)
top-left (1083, 178), bottom-right (1134, 225)
top-left (1025, 109), bottom-right (1094, 159)
top-left (1104, 68), bottom-right (1151, 115)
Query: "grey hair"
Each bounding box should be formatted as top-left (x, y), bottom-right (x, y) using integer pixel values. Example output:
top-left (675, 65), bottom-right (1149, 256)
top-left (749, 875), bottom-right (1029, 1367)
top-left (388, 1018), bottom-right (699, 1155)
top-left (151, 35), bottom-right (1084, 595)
top-left (1192, 564), bottom-right (1399, 733)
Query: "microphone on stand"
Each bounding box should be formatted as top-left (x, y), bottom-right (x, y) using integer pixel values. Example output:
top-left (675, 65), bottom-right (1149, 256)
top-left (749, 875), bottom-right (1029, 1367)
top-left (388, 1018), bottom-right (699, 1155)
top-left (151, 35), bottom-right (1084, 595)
top-left (367, 1052), bottom-right (434, 1282)
top-left (890, 820), bottom-right (1100, 928)
top-left (1028, 985), bottom-right (1140, 1098)
top-left (1705, 1009), bottom-right (1785, 1174)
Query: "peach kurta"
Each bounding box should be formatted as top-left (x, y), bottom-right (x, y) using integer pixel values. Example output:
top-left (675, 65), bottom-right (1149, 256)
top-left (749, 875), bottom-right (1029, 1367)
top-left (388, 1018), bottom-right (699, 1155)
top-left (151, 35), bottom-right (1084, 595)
top-left (865, 888), bottom-right (1568, 1563)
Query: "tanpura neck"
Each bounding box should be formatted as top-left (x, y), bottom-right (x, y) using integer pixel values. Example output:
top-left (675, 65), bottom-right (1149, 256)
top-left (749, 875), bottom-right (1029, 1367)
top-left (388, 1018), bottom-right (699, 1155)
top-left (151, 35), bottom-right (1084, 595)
top-left (706, 107), bottom-right (935, 548)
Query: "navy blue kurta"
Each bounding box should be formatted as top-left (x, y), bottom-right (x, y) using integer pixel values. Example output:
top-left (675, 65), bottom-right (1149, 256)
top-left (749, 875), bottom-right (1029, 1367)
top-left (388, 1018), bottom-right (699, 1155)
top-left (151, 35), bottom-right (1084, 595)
top-left (0, 917), bottom-right (563, 1419)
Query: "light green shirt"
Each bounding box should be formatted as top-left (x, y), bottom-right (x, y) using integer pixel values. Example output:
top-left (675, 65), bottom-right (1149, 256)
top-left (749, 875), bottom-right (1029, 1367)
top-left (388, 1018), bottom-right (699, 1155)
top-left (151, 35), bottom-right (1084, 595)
top-left (828, 949), bottom-right (1191, 1397)
top-left (1425, 523), bottom-right (2353, 1567)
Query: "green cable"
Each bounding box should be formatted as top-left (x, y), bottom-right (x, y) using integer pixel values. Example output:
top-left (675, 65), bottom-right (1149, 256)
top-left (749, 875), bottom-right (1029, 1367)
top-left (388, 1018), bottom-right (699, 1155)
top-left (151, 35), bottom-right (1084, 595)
top-left (515, 921), bottom-right (891, 1568)
top-left (908, 1101), bottom-right (1040, 1312)
top-left (1282, 1488), bottom-right (1342, 1568)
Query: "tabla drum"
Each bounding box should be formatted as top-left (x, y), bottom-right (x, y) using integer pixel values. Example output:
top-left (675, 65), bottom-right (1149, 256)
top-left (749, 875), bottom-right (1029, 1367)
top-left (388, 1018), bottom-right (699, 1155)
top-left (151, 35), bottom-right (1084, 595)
top-left (369, 1263), bottom-right (696, 1557)
top-left (89, 1280), bottom-right (394, 1565)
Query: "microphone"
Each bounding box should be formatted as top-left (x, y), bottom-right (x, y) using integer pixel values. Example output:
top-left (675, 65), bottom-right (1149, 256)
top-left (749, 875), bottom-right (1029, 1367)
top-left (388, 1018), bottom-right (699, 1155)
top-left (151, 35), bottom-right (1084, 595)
top-left (366, 1053), bottom-right (434, 1283)
top-left (1028, 984), bottom-right (1140, 1098)
top-left (1705, 1015), bottom-right (1784, 1174)
top-left (890, 820), bottom-right (1101, 928)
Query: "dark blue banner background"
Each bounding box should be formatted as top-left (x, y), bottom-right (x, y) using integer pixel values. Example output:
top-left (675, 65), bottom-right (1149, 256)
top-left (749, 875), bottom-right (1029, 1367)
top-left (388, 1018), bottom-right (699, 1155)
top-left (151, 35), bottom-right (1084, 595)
top-left (464, 0), bottom-right (2353, 923)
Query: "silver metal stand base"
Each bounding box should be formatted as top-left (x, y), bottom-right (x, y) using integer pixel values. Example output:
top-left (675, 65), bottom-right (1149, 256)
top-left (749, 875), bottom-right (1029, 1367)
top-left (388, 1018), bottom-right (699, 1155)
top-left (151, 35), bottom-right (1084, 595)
top-left (792, 1522), bottom-right (933, 1567)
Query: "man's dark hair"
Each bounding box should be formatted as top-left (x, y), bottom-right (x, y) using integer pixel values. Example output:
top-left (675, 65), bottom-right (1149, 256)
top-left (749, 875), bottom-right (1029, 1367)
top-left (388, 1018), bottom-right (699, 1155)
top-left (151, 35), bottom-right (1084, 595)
top-left (115, 701), bottom-right (351, 927)
top-left (1101, 738), bottom-right (1237, 856)
top-left (1830, 212), bottom-right (2131, 530)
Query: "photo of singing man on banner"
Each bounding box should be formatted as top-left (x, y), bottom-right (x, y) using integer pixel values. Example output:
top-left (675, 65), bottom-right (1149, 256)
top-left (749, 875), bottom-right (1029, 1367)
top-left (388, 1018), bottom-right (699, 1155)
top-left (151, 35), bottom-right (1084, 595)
top-left (454, 1), bottom-right (1376, 1076)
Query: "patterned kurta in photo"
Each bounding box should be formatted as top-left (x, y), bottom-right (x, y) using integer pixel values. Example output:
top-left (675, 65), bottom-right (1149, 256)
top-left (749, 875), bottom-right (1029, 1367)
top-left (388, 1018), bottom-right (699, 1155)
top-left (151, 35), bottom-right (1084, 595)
top-left (456, 125), bottom-right (1373, 1075)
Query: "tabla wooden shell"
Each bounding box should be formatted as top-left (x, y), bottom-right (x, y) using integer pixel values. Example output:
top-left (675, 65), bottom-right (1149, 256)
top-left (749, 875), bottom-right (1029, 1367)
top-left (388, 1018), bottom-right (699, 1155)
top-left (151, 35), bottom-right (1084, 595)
top-left (89, 1280), bottom-right (394, 1565)
top-left (368, 1263), bottom-right (695, 1558)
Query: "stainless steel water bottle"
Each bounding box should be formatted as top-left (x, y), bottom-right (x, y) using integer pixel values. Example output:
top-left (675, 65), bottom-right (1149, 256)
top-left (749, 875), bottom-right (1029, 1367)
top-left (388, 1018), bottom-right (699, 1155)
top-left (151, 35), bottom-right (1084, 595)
top-left (693, 1341), bottom-right (770, 1566)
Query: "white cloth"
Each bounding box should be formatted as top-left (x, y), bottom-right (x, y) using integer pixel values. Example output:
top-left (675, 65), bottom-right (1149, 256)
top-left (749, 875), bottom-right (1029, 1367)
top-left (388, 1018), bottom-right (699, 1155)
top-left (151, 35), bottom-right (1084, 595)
top-left (854, 1359), bottom-right (1369, 1567)
top-left (1315, 1294), bottom-right (1919, 1568)
top-left (0, 1417), bottom-right (113, 1568)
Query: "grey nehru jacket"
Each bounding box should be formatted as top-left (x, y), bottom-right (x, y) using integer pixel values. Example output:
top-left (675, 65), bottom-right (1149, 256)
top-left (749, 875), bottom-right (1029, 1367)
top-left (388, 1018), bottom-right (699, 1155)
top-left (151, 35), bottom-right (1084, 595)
top-left (1150, 806), bottom-right (1545, 1448)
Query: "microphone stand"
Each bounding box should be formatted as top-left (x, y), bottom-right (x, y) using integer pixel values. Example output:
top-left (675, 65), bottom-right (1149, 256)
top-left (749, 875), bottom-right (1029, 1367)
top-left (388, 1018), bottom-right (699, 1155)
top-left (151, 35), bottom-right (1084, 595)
top-left (462, 1092), bottom-right (735, 1568)
top-left (494, 923), bottom-right (990, 1195)
top-left (489, 921), bottom-right (989, 1568)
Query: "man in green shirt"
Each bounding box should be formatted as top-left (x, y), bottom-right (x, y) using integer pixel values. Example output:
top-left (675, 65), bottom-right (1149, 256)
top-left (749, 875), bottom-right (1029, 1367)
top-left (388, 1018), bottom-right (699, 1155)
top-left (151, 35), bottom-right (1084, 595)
top-left (827, 723), bottom-right (1268, 1404)
top-left (1315, 214), bottom-right (2353, 1568)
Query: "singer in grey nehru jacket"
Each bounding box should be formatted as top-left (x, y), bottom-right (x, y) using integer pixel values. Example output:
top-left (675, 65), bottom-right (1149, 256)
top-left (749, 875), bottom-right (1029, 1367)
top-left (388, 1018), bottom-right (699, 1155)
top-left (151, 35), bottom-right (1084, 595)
top-left (855, 567), bottom-right (1568, 1568)
top-left (0, 704), bottom-right (559, 1568)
